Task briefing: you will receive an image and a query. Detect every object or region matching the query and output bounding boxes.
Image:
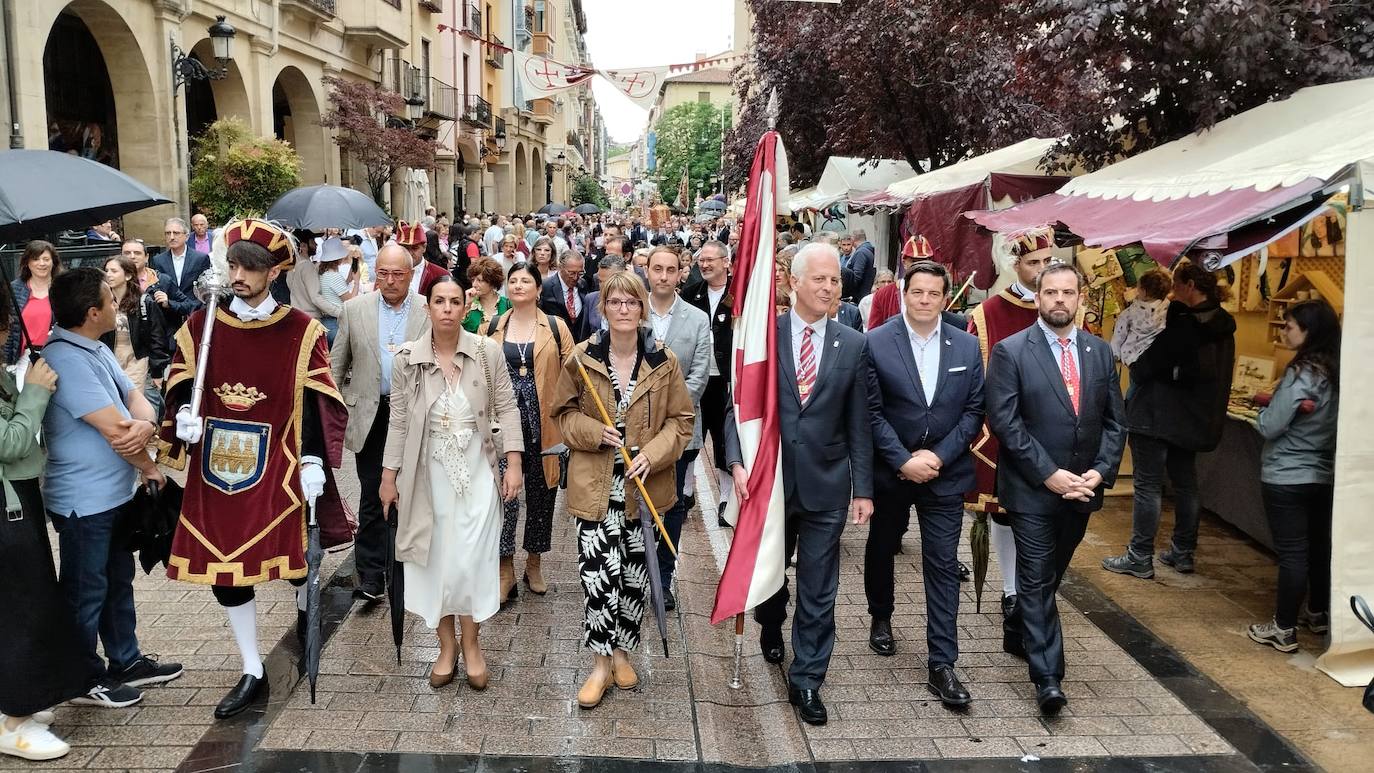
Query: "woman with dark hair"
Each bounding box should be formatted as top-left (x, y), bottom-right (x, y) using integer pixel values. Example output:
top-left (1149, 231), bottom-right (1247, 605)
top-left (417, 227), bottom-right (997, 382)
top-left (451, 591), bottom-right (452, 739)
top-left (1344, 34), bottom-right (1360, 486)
top-left (483, 261), bottom-right (573, 600)
top-left (381, 276), bottom-right (523, 690)
top-left (0, 276), bottom-right (83, 761)
top-left (424, 229), bottom-right (448, 269)
top-left (462, 258), bottom-right (511, 333)
top-left (1248, 299), bottom-right (1341, 653)
top-left (99, 256), bottom-right (169, 396)
top-left (3, 241), bottom-right (63, 363)
top-left (1101, 261), bottom-right (1235, 580)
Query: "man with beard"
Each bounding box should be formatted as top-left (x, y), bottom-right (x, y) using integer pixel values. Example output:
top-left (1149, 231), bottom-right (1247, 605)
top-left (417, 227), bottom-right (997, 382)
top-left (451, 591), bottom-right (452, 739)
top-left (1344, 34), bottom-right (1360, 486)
top-left (159, 219), bottom-right (348, 719)
top-left (984, 262), bottom-right (1125, 716)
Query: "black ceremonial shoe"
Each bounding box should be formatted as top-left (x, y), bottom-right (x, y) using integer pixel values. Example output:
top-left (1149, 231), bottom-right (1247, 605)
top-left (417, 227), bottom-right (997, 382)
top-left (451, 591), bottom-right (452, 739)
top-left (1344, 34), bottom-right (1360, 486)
top-left (214, 674), bottom-right (264, 720)
top-left (868, 618), bottom-right (895, 657)
top-left (788, 687), bottom-right (827, 725)
top-left (1035, 678), bottom-right (1067, 716)
top-left (760, 626), bottom-right (785, 664)
top-left (927, 665), bottom-right (971, 708)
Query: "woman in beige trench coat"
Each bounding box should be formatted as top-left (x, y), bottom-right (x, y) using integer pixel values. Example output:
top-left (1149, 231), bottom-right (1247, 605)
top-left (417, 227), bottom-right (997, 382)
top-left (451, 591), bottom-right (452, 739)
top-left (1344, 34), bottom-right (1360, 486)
top-left (380, 277), bottom-right (523, 690)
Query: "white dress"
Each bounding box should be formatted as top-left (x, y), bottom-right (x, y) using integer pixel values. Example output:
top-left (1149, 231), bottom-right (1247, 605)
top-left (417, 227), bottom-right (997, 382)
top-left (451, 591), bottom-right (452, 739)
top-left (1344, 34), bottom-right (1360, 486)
top-left (404, 383), bottom-right (503, 628)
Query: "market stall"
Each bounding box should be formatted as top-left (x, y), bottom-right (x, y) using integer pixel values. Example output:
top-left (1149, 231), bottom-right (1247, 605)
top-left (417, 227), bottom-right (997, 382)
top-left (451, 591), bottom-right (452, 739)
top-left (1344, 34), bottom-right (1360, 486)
top-left (786, 156), bottom-right (916, 262)
top-left (966, 76), bottom-right (1374, 689)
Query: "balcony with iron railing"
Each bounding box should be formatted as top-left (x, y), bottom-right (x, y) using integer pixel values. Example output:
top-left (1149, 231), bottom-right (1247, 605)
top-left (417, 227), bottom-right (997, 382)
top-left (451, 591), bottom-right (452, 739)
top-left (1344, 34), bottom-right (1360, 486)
top-left (381, 57), bottom-right (424, 103)
top-left (465, 2), bottom-right (482, 35)
top-left (281, 0), bottom-right (335, 21)
top-left (485, 35), bottom-right (505, 68)
top-left (462, 94), bottom-right (493, 127)
top-left (494, 116), bottom-right (507, 139)
top-left (425, 78), bottom-right (457, 120)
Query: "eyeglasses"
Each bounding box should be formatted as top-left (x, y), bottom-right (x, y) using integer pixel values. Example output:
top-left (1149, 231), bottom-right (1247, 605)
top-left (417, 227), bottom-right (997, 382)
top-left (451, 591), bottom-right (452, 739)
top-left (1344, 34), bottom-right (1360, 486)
top-left (375, 270), bottom-right (412, 281)
top-left (604, 299), bottom-right (642, 311)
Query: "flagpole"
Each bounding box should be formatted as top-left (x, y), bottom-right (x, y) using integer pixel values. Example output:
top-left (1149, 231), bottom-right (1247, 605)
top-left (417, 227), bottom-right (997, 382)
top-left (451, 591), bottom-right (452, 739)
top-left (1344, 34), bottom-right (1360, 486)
top-left (729, 613), bottom-right (745, 689)
top-left (572, 354), bottom-right (677, 556)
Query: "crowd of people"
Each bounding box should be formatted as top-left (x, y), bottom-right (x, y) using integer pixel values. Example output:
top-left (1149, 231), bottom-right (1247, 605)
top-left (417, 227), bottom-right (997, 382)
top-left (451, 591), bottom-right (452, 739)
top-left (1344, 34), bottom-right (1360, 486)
top-left (0, 205), bottom-right (1341, 761)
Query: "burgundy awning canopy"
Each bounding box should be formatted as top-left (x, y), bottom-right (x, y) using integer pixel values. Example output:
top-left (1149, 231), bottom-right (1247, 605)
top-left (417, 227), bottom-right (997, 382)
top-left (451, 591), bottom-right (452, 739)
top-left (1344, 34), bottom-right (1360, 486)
top-left (964, 178), bottom-right (1328, 265)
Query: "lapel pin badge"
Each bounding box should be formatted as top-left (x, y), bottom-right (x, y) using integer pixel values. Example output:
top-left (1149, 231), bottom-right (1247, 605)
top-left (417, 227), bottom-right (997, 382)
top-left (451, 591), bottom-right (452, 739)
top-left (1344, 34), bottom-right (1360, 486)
top-left (832, 340), bottom-right (839, 348)
top-left (1085, 346), bottom-right (1092, 353)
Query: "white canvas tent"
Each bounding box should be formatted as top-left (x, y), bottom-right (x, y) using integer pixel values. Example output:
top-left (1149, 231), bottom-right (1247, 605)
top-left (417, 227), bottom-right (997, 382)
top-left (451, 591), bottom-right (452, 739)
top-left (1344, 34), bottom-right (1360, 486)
top-left (788, 157), bottom-right (917, 211)
top-left (885, 137), bottom-right (1060, 201)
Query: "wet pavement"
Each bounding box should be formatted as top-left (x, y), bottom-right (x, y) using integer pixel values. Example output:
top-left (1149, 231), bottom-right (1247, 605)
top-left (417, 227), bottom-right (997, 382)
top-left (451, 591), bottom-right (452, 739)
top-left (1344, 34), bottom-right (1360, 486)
top-left (3, 457), bottom-right (1334, 773)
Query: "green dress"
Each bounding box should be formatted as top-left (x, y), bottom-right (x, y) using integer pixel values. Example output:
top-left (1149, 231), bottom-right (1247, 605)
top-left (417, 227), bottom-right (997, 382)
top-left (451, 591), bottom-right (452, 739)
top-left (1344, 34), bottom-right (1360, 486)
top-left (462, 295), bottom-right (511, 334)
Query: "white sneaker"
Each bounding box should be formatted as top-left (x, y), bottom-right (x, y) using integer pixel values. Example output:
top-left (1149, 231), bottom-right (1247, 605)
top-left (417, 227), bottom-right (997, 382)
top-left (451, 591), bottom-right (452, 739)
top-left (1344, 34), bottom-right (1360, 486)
top-left (0, 718), bottom-right (70, 761)
top-left (1, 712), bottom-right (56, 727)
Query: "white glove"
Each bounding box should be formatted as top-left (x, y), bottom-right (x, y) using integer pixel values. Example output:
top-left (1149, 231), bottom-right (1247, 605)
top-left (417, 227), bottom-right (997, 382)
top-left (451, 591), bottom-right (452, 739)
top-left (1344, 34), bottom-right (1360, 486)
top-left (175, 406), bottom-right (203, 445)
top-left (300, 456), bottom-right (326, 508)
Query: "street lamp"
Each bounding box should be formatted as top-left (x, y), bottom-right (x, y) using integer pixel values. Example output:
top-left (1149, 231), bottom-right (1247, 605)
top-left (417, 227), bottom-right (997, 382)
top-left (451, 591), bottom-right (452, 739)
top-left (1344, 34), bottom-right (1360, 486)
top-left (171, 15), bottom-right (237, 92)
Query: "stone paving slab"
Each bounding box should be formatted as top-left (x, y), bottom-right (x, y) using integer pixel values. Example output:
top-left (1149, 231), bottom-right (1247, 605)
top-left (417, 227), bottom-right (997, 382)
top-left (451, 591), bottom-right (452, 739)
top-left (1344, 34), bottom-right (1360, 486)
top-left (247, 459), bottom-right (1238, 768)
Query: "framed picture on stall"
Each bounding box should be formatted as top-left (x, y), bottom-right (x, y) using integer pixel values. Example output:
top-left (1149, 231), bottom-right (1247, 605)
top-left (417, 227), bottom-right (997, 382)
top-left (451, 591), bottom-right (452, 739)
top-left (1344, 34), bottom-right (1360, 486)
top-left (1234, 355), bottom-right (1276, 396)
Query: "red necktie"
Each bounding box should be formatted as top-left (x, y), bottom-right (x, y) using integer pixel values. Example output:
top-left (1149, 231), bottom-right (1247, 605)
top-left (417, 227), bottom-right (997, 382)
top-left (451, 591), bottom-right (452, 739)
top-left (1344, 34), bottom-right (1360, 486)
top-left (797, 327), bottom-right (817, 404)
top-left (565, 285), bottom-right (576, 318)
top-left (1058, 337), bottom-right (1079, 415)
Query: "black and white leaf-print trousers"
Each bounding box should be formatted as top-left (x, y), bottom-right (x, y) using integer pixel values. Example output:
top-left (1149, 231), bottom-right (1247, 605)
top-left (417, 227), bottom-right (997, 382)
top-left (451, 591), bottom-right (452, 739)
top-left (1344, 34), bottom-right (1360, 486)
top-left (577, 456), bottom-right (646, 656)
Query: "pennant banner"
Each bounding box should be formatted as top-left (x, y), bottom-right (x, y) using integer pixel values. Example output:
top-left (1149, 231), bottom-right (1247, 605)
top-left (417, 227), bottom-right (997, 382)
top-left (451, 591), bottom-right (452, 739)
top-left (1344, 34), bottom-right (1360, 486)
top-left (513, 50), bottom-right (594, 100)
top-left (600, 67), bottom-right (671, 110)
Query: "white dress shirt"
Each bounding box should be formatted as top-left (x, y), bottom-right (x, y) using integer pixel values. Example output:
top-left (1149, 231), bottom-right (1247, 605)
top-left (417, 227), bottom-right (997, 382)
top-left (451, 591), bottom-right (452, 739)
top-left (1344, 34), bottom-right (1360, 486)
top-left (229, 294), bottom-right (279, 322)
top-left (790, 309), bottom-right (827, 377)
top-left (169, 247), bottom-right (188, 285)
top-left (902, 314), bottom-right (942, 405)
top-left (1038, 317), bottom-right (1080, 383)
top-left (706, 284), bottom-right (727, 377)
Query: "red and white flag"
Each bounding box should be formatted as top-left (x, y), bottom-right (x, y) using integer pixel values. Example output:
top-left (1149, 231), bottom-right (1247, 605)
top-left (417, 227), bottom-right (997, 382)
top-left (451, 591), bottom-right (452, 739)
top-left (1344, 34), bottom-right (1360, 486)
top-left (710, 130), bottom-right (791, 625)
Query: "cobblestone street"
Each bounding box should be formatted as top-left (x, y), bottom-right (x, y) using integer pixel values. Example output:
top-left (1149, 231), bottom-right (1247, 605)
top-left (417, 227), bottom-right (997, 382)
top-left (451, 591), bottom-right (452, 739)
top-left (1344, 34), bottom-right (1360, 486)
top-left (2, 458), bottom-right (1322, 772)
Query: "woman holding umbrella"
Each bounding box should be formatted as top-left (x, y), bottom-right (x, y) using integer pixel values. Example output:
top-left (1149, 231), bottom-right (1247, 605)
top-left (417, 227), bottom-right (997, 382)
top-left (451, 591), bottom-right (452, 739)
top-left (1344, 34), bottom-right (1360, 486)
top-left (381, 277), bottom-right (523, 690)
top-left (550, 272), bottom-right (693, 709)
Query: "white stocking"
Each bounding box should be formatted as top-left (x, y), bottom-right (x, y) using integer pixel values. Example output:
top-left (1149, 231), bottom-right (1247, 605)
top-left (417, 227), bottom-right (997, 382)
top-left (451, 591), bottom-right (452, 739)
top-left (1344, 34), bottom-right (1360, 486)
top-left (225, 601), bottom-right (264, 679)
top-left (991, 521), bottom-right (1018, 596)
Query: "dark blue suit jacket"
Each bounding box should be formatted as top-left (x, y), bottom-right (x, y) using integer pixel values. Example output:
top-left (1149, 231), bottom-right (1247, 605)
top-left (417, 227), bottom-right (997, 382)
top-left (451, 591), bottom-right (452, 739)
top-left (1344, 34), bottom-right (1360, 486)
top-left (985, 324), bottom-right (1127, 515)
top-left (151, 247), bottom-right (211, 299)
top-left (866, 316), bottom-right (985, 498)
top-left (725, 314), bottom-right (873, 512)
top-left (842, 241), bottom-right (876, 301)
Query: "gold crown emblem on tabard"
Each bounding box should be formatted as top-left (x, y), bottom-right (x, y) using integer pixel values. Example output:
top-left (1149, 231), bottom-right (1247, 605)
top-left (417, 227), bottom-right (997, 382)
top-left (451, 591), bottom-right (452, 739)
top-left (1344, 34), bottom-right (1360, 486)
top-left (214, 383), bottom-right (268, 411)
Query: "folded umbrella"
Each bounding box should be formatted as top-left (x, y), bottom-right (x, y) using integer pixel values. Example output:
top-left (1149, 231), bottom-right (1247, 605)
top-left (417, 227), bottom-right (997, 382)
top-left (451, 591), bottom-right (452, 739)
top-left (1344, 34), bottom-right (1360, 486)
top-left (637, 501), bottom-right (671, 658)
top-left (970, 512), bottom-right (990, 613)
top-left (127, 479), bottom-right (184, 575)
top-left (387, 504), bottom-right (405, 664)
top-left (265, 184), bottom-right (391, 232)
top-left (304, 499), bottom-right (324, 703)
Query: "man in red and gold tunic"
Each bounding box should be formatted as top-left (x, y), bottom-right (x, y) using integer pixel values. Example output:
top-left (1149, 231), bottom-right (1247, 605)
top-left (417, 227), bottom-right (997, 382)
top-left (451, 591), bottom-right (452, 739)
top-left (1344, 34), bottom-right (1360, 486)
top-left (158, 219), bottom-right (347, 719)
top-left (965, 226), bottom-right (1059, 658)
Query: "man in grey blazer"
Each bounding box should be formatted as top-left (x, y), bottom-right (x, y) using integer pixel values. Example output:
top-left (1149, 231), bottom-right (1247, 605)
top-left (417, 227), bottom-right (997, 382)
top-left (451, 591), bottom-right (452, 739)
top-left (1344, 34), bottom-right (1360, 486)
top-left (645, 245), bottom-right (712, 610)
top-left (985, 263), bottom-right (1126, 715)
top-left (329, 245), bottom-right (430, 600)
top-left (724, 242), bottom-right (873, 726)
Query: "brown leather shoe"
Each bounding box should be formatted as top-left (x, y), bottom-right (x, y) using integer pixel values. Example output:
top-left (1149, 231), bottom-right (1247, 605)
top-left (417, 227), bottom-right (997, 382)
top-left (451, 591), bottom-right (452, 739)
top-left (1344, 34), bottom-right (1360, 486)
top-left (465, 668), bottom-right (490, 691)
top-left (577, 671), bottom-right (613, 709)
top-left (523, 553), bottom-right (548, 595)
top-left (429, 653), bottom-right (458, 689)
top-left (612, 657), bottom-right (639, 690)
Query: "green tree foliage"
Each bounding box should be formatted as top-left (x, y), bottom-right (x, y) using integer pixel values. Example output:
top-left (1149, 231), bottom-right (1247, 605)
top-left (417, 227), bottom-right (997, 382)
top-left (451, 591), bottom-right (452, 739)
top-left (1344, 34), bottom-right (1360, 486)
top-left (188, 118), bottom-right (301, 223)
top-left (570, 173), bottom-right (609, 209)
top-left (654, 102), bottom-right (729, 206)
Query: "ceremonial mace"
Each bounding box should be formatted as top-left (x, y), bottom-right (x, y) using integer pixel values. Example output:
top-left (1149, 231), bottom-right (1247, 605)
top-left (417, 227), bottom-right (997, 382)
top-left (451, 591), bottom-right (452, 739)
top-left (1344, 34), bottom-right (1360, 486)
top-left (187, 269), bottom-right (234, 425)
top-left (571, 353), bottom-right (677, 556)
top-left (946, 270), bottom-right (977, 311)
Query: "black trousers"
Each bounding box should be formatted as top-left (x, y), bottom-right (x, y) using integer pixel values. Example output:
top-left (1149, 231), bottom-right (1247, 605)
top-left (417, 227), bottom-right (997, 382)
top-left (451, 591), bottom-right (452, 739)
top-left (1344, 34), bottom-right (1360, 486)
top-left (1009, 509), bottom-right (1090, 683)
top-left (863, 479), bottom-right (964, 667)
top-left (352, 398), bottom-right (391, 588)
top-left (700, 375), bottom-right (729, 471)
top-left (1262, 482), bottom-right (1333, 629)
top-left (754, 504), bottom-right (846, 690)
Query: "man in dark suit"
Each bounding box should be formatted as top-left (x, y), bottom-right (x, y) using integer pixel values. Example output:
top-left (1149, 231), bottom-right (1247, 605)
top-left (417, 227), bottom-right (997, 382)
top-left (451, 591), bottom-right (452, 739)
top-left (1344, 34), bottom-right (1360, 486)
top-left (539, 250), bottom-right (591, 342)
top-left (985, 262), bottom-right (1126, 716)
top-left (680, 240), bottom-right (734, 523)
top-left (151, 217), bottom-right (211, 336)
top-left (863, 261), bottom-right (984, 708)
top-left (841, 228), bottom-right (876, 302)
top-left (724, 242), bottom-right (873, 727)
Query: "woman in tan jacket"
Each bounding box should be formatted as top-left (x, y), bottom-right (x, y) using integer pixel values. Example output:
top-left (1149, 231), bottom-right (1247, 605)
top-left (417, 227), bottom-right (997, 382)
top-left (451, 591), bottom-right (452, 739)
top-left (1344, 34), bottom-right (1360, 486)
top-left (381, 277), bottom-right (523, 691)
top-left (550, 272), bottom-right (694, 709)
top-left (484, 261), bottom-right (574, 599)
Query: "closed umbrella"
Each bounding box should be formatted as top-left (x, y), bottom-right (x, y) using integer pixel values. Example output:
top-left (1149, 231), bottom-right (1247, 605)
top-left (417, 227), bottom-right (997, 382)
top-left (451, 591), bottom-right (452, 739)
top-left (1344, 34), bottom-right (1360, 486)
top-left (265, 185), bottom-right (391, 232)
top-left (969, 514), bottom-right (990, 613)
top-left (304, 500), bottom-right (324, 702)
top-left (572, 203), bottom-right (602, 215)
top-left (0, 150), bottom-right (172, 242)
top-left (638, 501), bottom-right (671, 658)
top-left (387, 504), bottom-right (405, 664)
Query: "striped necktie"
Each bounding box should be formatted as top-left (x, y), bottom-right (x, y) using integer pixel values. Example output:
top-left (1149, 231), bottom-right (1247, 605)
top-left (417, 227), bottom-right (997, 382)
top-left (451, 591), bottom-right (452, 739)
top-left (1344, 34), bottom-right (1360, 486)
top-left (798, 326), bottom-right (817, 404)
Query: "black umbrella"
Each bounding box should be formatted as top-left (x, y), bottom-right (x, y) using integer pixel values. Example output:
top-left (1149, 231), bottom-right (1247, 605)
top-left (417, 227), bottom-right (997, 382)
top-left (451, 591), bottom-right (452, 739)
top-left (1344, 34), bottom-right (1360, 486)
top-left (697, 199), bottom-right (726, 213)
top-left (537, 202), bottom-right (572, 216)
top-left (0, 150), bottom-right (172, 243)
top-left (637, 501), bottom-right (671, 658)
top-left (572, 203), bottom-right (602, 215)
top-left (126, 480), bottom-right (184, 575)
top-left (265, 185), bottom-right (391, 231)
top-left (304, 499), bottom-right (324, 703)
top-left (387, 504), bottom-right (405, 664)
